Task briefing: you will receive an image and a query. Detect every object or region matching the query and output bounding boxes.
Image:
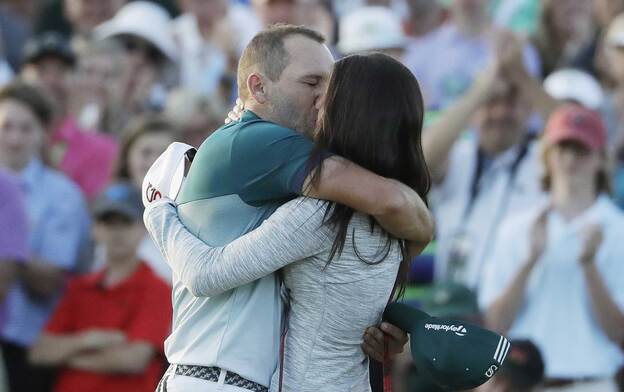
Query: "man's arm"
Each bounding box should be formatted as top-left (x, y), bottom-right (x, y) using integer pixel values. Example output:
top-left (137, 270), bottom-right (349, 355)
top-left (29, 330), bottom-right (126, 366)
top-left (65, 343), bottom-right (155, 375)
top-left (303, 157), bottom-right (434, 245)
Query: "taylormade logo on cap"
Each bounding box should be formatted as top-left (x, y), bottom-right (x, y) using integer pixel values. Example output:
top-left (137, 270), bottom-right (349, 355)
top-left (425, 323), bottom-right (468, 337)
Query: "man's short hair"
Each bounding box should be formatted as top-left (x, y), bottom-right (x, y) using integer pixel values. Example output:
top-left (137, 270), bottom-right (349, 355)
top-left (237, 24), bottom-right (325, 100)
top-left (0, 82), bottom-right (53, 128)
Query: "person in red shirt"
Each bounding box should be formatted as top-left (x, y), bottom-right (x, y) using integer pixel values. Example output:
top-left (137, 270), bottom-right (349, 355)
top-left (29, 182), bottom-right (172, 392)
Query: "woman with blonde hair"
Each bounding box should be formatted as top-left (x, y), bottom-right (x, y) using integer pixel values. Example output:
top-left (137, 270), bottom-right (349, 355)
top-left (480, 105), bottom-right (623, 391)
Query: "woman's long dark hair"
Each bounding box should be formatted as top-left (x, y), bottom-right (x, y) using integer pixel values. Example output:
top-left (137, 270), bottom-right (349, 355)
top-left (308, 53), bottom-right (431, 298)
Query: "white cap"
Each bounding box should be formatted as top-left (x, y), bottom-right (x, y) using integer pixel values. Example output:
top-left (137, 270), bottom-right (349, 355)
top-left (95, 1), bottom-right (178, 62)
top-left (338, 6), bottom-right (406, 54)
top-left (543, 68), bottom-right (604, 110)
top-left (142, 142), bottom-right (196, 207)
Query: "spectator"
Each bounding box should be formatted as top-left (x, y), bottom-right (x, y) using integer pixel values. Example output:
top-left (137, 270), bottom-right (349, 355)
top-left (481, 105), bottom-right (623, 391)
top-left (402, 0), bottom-right (446, 39)
top-left (95, 1), bottom-right (179, 118)
top-left (0, 170), bottom-right (28, 319)
top-left (20, 32), bottom-right (75, 119)
top-left (402, 0), bottom-right (541, 110)
top-left (20, 33), bottom-right (120, 201)
top-left (337, 6), bottom-right (407, 60)
top-left (422, 41), bottom-right (545, 291)
top-left (0, 82), bottom-right (90, 392)
top-left (531, 0), bottom-right (594, 78)
top-left (29, 182), bottom-right (172, 392)
top-left (113, 115), bottom-right (175, 282)
top-left (478, 340), bottom-right (545, 392)
top-left (164, 89), bottom-right (227, 148)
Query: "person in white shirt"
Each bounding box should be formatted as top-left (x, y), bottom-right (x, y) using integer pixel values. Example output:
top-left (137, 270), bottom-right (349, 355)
top-left (423, 37), bottom-right (546, 291)
top-left (480, 105), bottom-right (624, 392)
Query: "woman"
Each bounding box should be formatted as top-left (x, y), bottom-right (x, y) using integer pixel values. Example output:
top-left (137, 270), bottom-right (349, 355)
top-left (480, 105), bottom-right (624, 391)
top-left (145, 53), bottom-right (430, 391)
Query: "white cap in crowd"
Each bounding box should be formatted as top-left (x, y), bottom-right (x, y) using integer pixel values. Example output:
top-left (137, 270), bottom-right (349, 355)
top-left (337, 6), bottom-right (406, 54)
top-left (543, 68), bottom-right (604, 110)
top-left (95, 1), bottom-right (178, 62)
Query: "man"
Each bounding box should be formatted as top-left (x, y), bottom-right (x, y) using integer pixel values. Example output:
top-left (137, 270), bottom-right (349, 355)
top-left (423, 40), bottom-right (544, 291)
top-left (30, 183), bottom-right (171, 392)
top-left (20, 32), bottom-right (120, 201)
top-left (153, 25), bottom-right (431, 391)
top-left (0, 82), bottom-right (90, 392)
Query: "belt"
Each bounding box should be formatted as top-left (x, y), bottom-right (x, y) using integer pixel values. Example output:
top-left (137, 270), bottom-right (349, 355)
top-left (172, 364), bottom-right (268, 392)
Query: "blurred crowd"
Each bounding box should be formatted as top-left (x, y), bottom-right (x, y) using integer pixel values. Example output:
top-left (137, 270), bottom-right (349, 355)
top-left (0, 0), bottom-right (623, 391)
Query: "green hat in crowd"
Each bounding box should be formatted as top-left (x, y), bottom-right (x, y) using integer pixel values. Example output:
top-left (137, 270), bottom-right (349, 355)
top-left (384, 303), bottom-right (510, 391)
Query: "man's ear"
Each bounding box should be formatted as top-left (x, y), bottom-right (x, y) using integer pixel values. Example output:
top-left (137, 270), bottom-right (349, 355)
top-left (247, 73), bottom-right (268, 104)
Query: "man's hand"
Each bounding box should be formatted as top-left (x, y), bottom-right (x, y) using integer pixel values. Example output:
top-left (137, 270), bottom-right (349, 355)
top-left (361, 322), bottom-right (408, 362)
top-left (224, 98), bottom-right (244, 124)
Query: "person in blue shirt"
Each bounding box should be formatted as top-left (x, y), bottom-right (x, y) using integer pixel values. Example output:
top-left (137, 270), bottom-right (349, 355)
top-left (0, 82), bottom-right (90, 392)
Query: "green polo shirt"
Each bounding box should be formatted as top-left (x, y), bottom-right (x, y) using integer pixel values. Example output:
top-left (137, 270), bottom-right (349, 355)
top-left (176, 110), bottom-right (315, 246)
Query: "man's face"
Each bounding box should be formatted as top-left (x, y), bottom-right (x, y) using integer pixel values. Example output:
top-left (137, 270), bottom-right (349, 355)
top-left (475, 86), bottom-right (530, 156)
top-left (264, 35), bottom-right (334, 135)
top-left (0, 99), bottom-right (44, 171)
top-left (64, 0), bottom-right (126, 34)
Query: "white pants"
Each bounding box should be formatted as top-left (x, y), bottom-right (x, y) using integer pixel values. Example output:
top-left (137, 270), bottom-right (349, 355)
top-left (157, 366), bottom-right (255, 392)
top-left (540, 378), bottom-right (619, 392)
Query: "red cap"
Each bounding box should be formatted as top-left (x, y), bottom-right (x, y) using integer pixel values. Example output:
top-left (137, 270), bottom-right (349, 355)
top-left (544, 105), bottom-right (606, 151)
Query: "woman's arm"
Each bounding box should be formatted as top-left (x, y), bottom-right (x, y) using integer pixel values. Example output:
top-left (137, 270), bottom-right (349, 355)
top-left (144, 199), bottom-right (332, 297)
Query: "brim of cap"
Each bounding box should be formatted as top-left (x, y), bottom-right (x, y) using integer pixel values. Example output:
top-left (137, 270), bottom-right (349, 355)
top-left (24, 50), bottom-right (75, 66)
top-left (94, 204), bottom-right (142, 221)
top-left (546, 131), bottom-right (602, 151)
